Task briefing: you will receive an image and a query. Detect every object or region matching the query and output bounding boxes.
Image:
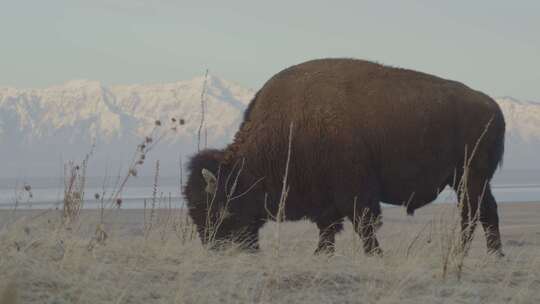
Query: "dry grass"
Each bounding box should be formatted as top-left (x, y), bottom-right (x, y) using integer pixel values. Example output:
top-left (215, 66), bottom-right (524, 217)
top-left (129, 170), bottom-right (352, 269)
top-left (1, 203), bottom-right (539, 304)
top-left (2, 119), bottom-right (535, 303)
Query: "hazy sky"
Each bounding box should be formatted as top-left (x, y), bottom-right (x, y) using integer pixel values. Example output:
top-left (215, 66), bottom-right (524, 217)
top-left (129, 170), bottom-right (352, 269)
top-left (1, 1), bottom-right (539, 100)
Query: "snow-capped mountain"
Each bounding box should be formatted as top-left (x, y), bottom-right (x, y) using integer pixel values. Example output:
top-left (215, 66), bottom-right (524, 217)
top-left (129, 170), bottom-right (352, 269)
top-left (0, 77), bottom-right (539, 178)
top-left (496, 97), bottom-right (540, 143)
top-left (0, 76), bottom-right (254, 145)
top-left (494, 97), bottom-right (540, 172)
top-left (0, 76), bottom-right (255, 177)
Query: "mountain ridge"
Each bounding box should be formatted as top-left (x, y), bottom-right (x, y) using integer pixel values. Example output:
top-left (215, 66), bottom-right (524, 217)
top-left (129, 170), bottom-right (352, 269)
top-left (0, 77), bottom-right (538, 177)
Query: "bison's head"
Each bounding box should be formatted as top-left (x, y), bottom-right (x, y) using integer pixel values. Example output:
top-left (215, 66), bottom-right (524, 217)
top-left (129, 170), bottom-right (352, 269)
top-left (183, 149), bottom-right (262, 250)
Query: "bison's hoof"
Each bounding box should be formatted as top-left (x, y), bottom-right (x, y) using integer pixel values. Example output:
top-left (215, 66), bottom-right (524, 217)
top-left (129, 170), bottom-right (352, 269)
top-left (488, 248), bottom-right (505, 258)
top-left (314, 246), bottom-right (335, 256)
top-left (366, 247), bottom-right (383, 257)
top-left (241, 243), bottom-right (260, 254)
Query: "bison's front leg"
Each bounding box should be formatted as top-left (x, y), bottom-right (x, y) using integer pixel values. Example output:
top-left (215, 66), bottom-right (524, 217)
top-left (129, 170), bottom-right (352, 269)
top-left (351, 207), bottom-right (383, 256)
top-left (237, 222), bottom-right (264, 253)
top-left (238, 232), bottom-right (260, 252)
top-left (334, 184), bottom-right (383, 256)
top-left (314, 220), bottom-right (344, 255)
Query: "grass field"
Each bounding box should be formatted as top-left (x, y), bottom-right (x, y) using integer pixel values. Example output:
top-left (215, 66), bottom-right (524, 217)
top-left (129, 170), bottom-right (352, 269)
top-left (1, 202), bottom-right (539, 304)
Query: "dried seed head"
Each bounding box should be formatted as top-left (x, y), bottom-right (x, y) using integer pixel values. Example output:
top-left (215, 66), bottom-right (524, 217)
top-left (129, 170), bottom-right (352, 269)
top-left (129, 168), bottom-right (138, 177)
top-left (137, 160), bottom-right (144, 165)
top-left (140, 154), bottom-right (146, 160)
top-left (94, 193), bottom-right (100, 200)
top-left (155, 120), bottom-right (162, 126)
top-left (116, 198), bottom-right (122, 207)
top-left (75, 165), bottom-right (80, 170)
top-left (171, 117), bottom-right (177, 123)
top-left (145, 136), bottom-right (153, 144)
top-left (179, 119), bottom-right (185, 125)
top-left (24, 184), bottom-right (31, 192)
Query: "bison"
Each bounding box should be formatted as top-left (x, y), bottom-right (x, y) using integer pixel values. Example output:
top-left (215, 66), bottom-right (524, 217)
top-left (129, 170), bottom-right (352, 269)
top-left (183, 58), bottom-right (505, 256)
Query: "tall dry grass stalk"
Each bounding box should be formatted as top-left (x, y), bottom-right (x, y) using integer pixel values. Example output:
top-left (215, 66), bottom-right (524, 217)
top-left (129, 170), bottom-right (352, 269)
top-left (172, 153), bottom-right (197, 244)
top-left (276, 123), bottom-right (294, 250)
top-left (144, 160), bottom-right (160, 238)
top-left (85, 118), bottom-right (185, 248)
top-left (62, 145), bottom-right (93, 226)
top-left (197, 69), bottom-right (209, 152)
top-left (437, 118), bottom-right (494, 280)
top-left (259, 122), bottom-right (294, 257)
top-left (2, 183), bottom-right (33, 231)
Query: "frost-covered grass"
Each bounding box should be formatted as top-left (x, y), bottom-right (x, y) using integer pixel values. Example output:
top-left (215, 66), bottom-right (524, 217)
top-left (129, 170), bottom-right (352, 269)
top-left (1, 203), bottom-right (539, 304)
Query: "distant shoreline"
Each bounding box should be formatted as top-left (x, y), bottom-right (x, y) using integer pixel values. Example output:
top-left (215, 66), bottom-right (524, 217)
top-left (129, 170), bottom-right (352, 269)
top-left (1, 199), bottom-right (538, 210)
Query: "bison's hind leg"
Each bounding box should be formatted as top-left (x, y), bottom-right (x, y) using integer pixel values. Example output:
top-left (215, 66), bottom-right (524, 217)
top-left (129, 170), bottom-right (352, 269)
top-left (450, 170), bottom-right (504, 257)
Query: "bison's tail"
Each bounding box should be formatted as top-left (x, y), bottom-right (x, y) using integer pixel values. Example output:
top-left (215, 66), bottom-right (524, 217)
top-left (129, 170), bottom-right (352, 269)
top-left (494, 127), bottom-right (505, 169)
top-left (488, 110), bottom-right (506, 178)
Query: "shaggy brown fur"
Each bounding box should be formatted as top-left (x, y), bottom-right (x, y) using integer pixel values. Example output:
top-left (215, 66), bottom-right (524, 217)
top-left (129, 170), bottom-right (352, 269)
top-left (184, 58), bottom-right (506, 255)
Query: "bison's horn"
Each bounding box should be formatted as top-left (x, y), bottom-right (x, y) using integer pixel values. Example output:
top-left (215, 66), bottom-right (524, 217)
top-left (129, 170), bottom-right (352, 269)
top-left (201, 168), bottom-right (217, 194)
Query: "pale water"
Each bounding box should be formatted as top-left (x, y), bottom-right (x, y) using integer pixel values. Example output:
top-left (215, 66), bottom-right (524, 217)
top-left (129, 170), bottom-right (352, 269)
top-left (1, 171), bottom-right (539, 209)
